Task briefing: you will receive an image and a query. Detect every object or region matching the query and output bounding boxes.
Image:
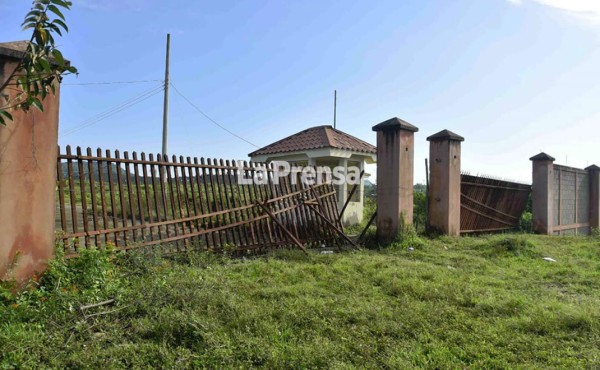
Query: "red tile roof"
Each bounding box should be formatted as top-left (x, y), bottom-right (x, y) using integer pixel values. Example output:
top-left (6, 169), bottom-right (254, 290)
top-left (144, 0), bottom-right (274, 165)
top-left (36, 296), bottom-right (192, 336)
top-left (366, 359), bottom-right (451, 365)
top-left (249, 125), bottom-right (376, 157)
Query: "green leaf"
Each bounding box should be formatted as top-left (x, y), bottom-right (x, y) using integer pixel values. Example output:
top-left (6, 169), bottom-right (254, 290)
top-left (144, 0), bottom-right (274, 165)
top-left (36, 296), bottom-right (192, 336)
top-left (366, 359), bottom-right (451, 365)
top-left (51, 49), bottom-right (65, 65)
top-left (31, 98), bottom-right (44, 112)
top-left (52, 19), bottom-right (68, 32)
top-left (38, 58), bottom-right (52, 73)
top-left (0, 110), bottom-right (14, 121)
top-left (47, 5), bottom-right (65, 20)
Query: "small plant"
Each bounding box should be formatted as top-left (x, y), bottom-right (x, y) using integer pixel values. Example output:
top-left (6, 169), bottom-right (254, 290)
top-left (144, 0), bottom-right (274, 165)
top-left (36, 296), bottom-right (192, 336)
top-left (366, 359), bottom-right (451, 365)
top-left (487, 235), bottom-right (537, 257)
top-left (520, 211), bottom-right (533, 233)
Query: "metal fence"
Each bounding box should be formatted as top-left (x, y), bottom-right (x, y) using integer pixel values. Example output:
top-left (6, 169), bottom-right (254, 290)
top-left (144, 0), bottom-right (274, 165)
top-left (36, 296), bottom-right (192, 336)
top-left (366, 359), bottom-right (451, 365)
top-left (56, 146), bottom-right (344, 256)
top-left (460, 173), bottom-right (531, 234)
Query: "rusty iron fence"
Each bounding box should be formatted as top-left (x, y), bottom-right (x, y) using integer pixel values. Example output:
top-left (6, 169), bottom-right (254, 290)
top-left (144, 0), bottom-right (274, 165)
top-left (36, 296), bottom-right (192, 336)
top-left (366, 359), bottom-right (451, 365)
top-left (56, 146), bottom-right (346, 256)
top-left (460, 173), bottom-right (531, 234)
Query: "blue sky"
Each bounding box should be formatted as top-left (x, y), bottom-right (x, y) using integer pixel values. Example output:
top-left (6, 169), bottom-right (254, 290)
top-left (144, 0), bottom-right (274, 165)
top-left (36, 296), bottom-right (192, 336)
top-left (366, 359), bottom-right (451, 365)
top-left (2, 0), bottom-right (600, 183)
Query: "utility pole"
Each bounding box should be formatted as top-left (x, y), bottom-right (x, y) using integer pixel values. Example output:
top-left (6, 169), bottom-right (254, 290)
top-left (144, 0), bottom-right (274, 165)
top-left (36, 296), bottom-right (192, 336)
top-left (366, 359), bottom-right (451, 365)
top-left (162, 33), bottom-right (171, 158)
top-left (333, 90), bottom-right (337, 129)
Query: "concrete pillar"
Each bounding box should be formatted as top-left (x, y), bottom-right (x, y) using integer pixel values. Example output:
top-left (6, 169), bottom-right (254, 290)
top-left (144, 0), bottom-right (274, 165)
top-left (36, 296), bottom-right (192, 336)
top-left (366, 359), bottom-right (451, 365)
top-left (372, 117), bottom-right (418, 243)
top-left (530, 152), bottom-right (555, 235)
top-left (427, 130), bottom-right (464, 236)
top-left (585, 165), bottom-right (600, 231)
top-left (0, 42), bottom-right (62, 283)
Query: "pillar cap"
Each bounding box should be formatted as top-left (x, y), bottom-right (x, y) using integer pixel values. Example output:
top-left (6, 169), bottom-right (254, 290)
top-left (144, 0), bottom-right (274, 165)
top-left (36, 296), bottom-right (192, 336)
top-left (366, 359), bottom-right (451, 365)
top-left (372, 117), bottom-right (418, 132)
top-left (426, 129), bottom-right (464, 142)
top-left (585, 164), bottom-right (600, 171)
top-left (0, 41), bottom-right (30, 61)
top-left (529, 152), bottom-right (555, 162)
top-left (0, 40), bottom-right (68, 66)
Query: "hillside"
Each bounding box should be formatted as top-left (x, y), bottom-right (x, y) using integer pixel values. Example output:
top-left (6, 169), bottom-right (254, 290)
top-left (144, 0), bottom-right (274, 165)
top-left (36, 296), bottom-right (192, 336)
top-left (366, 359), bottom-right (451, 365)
top-left (2, 234), bottom-right (599, 368)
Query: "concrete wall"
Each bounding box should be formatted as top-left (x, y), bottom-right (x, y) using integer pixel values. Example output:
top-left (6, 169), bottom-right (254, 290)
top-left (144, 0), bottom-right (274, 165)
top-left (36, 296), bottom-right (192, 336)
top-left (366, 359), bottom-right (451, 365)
top-left (531, 153), bottom-right (599, 235)
top-left (0, 51), bottom-right (60, 283)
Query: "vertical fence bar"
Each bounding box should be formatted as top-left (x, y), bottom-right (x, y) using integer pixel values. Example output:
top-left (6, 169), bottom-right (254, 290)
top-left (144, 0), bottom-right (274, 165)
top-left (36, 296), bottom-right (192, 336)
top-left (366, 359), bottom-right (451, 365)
top-left (114, 150), bottom-right (129, 246)
top-left (221, 159), bottom-right (240, 247)
top-left (66, 146), bottom-right (79, 250)
top-left (185, 156), bottom-right (201, 247)
top-left (164, 154), bottom-right (180, 251)
top-left (149, 153), bottom-right (164, 241)
top-left (132, 152), bottom-right (146, 242)
top-left (76, 146), bottom-right (90, 248)
top-left (193, 157), bottom-right (210, 248)
top-left (237, 161), bottom-right (256, 247)
top-left (140, 152), bottom-right (155, 242)
top-left (244, 161), bottom-right (264, 247)
top-left (207, 158), bottom-right (225, 248)
top-left (123, 152), bottom-right (137, 243)
top-left (179, 155), bottom-right (195, 247)
top-left (97, 148), bottom-right (110, 245)
top-left (201, 157), bottom-right (219, 248)
top-left (105, 149), bottom-right (119, 246)
top-left (86, 147), bottom-right (100, 247)
top-left (172, 155), bottom-right (188, 249)
top-left (56, 146), bottom-right (68, 248)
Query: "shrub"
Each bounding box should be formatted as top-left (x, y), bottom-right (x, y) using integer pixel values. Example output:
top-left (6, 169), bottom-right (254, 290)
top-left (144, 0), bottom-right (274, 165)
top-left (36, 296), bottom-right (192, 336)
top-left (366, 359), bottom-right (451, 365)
top-left (520, 211), bottom-right (533, 233)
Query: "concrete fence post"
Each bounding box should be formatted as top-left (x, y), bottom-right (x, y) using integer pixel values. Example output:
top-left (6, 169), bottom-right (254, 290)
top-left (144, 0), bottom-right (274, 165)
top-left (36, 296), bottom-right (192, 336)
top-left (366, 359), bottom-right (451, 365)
top-left (372, 117), bottom-right (418, 244)
top-left (530, 152), bottom-right (555, 235)
top-left (0, 42), bottom-right (61, 283)
top-left (426, 129), bottom-right (464, 236)
top-left (585, 165), bottom-right (600, 232)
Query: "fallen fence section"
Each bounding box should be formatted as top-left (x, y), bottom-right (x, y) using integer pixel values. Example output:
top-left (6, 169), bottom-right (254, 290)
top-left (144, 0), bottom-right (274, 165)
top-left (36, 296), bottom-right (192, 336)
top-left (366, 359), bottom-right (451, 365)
top-left (56, 146), bottom-right (344, 256)
top-left (460, 173), bottom-right (531, 234)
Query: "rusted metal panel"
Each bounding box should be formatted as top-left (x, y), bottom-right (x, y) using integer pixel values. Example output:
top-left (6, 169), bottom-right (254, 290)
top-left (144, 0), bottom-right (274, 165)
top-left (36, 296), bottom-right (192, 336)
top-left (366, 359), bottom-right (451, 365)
top-left (460, 173), bottom-right (531, 234)
top-left (56, 147), bottom-right (344, 255)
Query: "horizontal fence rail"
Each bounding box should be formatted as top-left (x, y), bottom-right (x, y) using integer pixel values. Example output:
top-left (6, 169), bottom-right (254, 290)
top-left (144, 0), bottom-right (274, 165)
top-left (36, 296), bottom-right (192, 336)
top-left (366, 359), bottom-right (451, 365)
top-left (56, 146), bottom-right (343, 256)
top-left (460, 173), bottom-right (531, 234)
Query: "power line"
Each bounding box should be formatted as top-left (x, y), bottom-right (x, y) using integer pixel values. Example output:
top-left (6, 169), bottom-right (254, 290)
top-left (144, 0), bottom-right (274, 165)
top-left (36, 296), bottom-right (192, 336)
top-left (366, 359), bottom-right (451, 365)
top-left (60, 84), bottom-right (164, 137)
top-left (170, 82), bottom-right (260, 148)
top-left (62, 79), bottom-right (163, 86)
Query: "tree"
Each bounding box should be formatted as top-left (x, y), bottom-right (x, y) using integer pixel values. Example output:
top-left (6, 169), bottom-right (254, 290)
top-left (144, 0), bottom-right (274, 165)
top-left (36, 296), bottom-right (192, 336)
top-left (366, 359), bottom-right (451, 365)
top-left (0, 0), bottom-right (77, 125)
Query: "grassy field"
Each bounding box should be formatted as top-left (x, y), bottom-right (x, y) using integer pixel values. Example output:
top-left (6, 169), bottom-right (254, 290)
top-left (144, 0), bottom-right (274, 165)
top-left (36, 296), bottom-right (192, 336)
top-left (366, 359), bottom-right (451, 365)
top-left (1, 234), bottom-right (600, 368)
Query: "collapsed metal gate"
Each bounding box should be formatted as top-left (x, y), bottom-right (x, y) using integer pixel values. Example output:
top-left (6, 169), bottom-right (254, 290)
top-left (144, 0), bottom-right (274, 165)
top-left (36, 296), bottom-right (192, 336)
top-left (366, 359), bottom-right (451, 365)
top-left (56, 146), bottom-right (348, 256)
top-left (460, 173), bottom-right (531, 234)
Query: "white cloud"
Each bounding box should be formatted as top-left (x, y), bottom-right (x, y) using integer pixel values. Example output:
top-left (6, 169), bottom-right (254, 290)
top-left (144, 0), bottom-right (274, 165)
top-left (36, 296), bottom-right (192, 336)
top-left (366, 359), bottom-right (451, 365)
top-left (506, 0), bottom-right (600, 22)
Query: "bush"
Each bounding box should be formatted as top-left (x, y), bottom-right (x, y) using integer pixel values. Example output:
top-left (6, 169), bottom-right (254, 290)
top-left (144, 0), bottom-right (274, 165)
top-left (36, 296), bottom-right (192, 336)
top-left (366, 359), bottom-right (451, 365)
top-left (520, 211), bottom-right (533, 233)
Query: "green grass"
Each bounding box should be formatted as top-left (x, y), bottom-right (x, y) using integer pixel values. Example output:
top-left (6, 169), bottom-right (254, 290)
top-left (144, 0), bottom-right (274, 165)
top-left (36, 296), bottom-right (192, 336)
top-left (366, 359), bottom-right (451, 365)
top-left (2, 234), bottom-right (600, 368)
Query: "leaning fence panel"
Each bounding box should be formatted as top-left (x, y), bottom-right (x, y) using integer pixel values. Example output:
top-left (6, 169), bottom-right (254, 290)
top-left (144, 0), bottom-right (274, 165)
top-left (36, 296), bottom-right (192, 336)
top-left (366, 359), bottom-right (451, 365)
top-left (56, 146), bottom-right (342, 256)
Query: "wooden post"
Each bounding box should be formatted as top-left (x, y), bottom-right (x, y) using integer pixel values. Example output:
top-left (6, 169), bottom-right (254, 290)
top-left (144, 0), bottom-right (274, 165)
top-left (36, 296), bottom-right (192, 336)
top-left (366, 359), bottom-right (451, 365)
top-left (372, 117), bottom-right (418, 244)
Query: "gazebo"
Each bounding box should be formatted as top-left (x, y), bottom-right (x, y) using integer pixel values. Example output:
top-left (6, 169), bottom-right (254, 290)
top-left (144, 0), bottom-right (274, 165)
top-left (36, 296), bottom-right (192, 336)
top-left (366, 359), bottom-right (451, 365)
top-left (249, 125), bottom-right (376, 225)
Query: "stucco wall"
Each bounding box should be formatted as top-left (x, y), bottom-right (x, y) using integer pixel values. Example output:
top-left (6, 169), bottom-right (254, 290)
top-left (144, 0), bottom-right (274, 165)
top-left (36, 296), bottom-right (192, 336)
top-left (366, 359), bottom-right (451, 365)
top-left (0, 57), bottom-right (60, 283)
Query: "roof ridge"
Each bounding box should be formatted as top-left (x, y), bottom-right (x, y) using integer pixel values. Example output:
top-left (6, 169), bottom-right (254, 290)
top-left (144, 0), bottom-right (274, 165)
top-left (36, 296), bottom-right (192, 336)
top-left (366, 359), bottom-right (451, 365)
top-left (249, 125), bottom-right (376, 157)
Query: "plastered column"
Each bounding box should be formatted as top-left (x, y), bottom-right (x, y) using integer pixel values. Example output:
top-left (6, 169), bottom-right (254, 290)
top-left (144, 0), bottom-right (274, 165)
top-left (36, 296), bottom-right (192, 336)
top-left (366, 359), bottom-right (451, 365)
top-left (530, 152), bottom-right (555, 235)
top-left (0, 42), bottom-right (61, 283)
top-left (585, 165), bottom-right (600, 231)
top-left (427, 130), bottom-right (463, 236)
top-left (372, 117), bottom-right (418, 243)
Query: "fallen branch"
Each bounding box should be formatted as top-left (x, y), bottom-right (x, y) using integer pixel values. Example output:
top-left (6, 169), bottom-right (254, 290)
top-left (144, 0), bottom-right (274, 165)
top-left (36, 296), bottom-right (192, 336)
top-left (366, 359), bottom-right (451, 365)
top-left (80, 298), bottom-right (115, 311)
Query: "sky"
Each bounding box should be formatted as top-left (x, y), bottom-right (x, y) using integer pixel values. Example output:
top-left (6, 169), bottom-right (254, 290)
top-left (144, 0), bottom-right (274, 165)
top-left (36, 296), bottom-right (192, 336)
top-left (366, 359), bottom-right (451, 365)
top-left (2, 0), bottom-right (600, 184)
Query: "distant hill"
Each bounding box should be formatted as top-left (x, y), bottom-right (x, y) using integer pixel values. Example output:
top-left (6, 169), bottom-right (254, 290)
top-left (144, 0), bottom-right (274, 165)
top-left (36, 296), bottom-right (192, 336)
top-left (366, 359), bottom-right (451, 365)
top-left (58, 161), bottom-right (237, 184)
top-left (59, 161), bottom-right (127, 181)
